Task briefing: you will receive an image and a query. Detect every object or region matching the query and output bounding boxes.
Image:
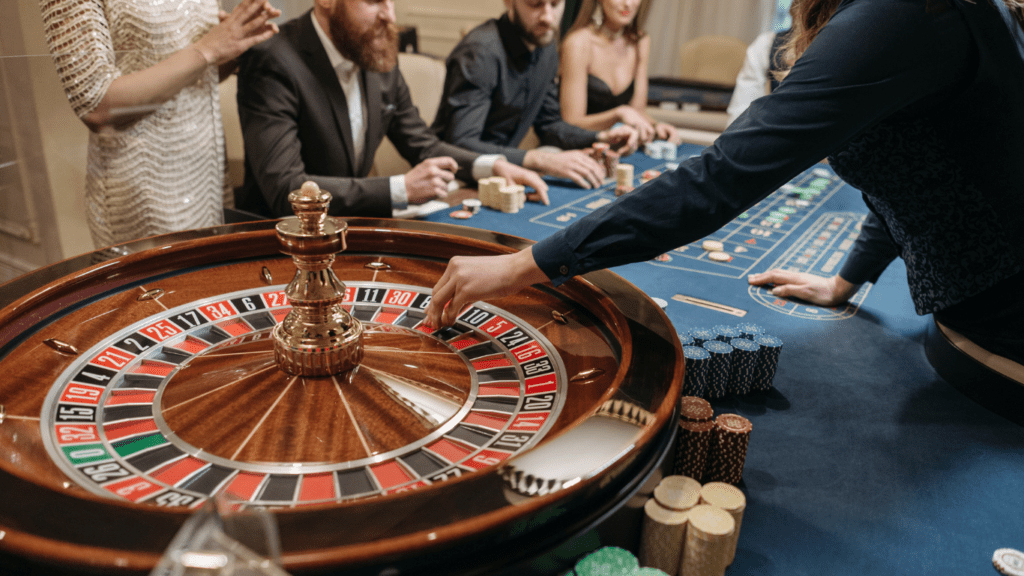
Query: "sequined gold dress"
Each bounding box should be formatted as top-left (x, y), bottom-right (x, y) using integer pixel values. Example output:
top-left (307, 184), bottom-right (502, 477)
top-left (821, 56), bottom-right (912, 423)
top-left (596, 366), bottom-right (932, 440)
top-left (41, 0), bottom-right (225, 250)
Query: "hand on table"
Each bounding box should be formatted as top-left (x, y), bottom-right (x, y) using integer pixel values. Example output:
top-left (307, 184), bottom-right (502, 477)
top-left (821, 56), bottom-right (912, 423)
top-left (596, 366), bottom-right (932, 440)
top-left (427, 248), bottom-right (549, 327)
top-left (747, 270), bottom-right (860, 307)
top-left (492, 160), bottom-right (550, 205)
top-left (405, 157), bottom-right (457, 204)
top-left (524, 150), bottom-right (605, 190)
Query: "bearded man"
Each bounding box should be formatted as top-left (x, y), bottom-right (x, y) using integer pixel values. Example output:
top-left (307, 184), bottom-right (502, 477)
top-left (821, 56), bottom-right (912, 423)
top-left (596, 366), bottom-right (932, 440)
top-left (431, 0), bottom-right (638, 190)
top-left (235, 0), bottom-right (547, 218)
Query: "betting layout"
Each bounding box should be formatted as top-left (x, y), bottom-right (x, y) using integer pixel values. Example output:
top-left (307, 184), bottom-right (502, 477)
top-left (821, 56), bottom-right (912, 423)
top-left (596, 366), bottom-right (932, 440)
top-left (529, 160), bottom-right (873, 321)
top-left (42, 283), bottom-right (567, 508)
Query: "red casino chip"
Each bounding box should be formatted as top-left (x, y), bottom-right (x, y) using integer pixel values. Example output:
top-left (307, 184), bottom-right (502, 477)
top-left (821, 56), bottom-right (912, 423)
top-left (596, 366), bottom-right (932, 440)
top-left (703, 414), bottom-right (753, 485)
top-left (679, 396), bottom-right (713, 423)
top-left (673, 419), bottom-right (715, 481)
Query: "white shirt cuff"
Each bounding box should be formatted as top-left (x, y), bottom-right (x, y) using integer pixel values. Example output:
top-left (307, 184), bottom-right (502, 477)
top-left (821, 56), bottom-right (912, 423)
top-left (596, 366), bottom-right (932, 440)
top-left (472, 154), bottom-right (506, 181)
top-left (390, 175), bottom-right (408, 209)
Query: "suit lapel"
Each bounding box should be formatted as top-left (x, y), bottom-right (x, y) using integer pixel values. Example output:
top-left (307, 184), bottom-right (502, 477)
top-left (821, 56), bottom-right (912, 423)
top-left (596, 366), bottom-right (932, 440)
top-left (360, 70), bottom-right (383, 176)
top-left (295, 14), bottom-right (357, 174)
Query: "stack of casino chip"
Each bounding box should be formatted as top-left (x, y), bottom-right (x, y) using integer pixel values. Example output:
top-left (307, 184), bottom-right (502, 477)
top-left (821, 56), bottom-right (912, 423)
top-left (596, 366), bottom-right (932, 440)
top-left (682, 325), bottom-right (783, 399)
top-left (498, 185), bottom-right (526, 214)
top-left (644, 140), bottom-right (677, 161)
top-left (682, 346), bottom-right (710, 398)
top-left (698, 482), bottom-right (746, 566)
top-left (679, 396), bottom-right (713, 423)
top-left (711, 324), bottom-right (742, 343)
top-left (751, 334), bottom-right (783, 391)
top-left (687, 328), bottom-right (716, 346)
top-left (726, 338), bottom-right (760, 396)
top-left (604, 149), bottom-right (621, 177)
top-left (477, 176), bottom-right (505, 209)
top-left (679, 505), bottom-right (735, 576)
top-left (674, 397), bottom-right (715, 480)
top-left (736, 322), bottom-right (764, 340)
top-left (616, 164), bottom-right (635, 196)
top-left (640, 475), bottom-right (700, 574)
top-left (574, 546), bottom-right (639, 575)
top-left (703, 414), bottom-right (753, 485)
top-left (700, 341), bottom-right (733, 399)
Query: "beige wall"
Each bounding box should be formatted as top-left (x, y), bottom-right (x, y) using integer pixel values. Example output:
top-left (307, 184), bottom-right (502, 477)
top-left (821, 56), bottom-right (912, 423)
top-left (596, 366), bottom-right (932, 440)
top-left (0, 0), bottom-right (88, 282)
top-left (17, 1), bottom-right (93, 262)
top-left (395, 0), bottom-right (505, 58)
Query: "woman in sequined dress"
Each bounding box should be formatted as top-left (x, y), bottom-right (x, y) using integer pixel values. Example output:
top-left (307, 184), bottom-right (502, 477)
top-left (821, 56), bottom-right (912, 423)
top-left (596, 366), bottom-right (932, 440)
top-left (40, 0), bottom-right (279, 250)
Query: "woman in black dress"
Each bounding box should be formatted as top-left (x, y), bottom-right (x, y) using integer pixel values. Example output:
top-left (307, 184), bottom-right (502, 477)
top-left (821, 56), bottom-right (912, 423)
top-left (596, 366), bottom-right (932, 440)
top-left (559, 0), bottom-right (679, 144)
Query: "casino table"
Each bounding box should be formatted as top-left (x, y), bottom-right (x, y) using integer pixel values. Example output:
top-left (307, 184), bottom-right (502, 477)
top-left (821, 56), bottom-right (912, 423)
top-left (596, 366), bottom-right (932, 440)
top-left (426, 143), bottom-right (1024, 576)
top-left (0, 143), bottom-right (1021, 576)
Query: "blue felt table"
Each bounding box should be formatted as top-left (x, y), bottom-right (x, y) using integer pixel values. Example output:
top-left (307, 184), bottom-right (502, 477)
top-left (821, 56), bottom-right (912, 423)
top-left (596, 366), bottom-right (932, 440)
top-left (426, 144), bottom-right (1024, 576)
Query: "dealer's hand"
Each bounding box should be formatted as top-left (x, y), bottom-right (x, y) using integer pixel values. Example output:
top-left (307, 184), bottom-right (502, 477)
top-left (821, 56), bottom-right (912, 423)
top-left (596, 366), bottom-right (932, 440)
top-left (427, 248), bottom-right (549, 328)
top-left (747, 270), bottom-right (860, 307)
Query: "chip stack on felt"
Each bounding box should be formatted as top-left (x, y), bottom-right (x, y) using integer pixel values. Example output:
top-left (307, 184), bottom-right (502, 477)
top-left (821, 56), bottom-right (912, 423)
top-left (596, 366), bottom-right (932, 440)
top-left (682, 346), bottom-right (710, 398)
top-left (688, 328), bottom-right (716, 346)
top-left (698, 482), bottom-right (746, 567)
top-left (498, 185), bottom-right (525, 213)
top-left (680, 505), bottom-right (735, 576)
top-left (737, 322), bottom-right (764, 340)
top-left (712, 325), bottom-right (742, 343)
top-left (674, 397), bottom-right (715, 480)
top-left (477, 176), bottom-right (505, 210)
top-left (726, 338), bottom-right (760, 396)
top-left (700, 341), bottom-right (733, 399)
top-left (751, 335), bottom-right (783, 391)
top-left (616, 164), bottom-right (635, 196)
top-left (679, 325), bottom-right (782, 400)
top-left (603, 149), bottom-right (620, 178)
top-left (640, 475), bottom-right (700, 574)
top-left (703, 414), bottom-right (753, 485)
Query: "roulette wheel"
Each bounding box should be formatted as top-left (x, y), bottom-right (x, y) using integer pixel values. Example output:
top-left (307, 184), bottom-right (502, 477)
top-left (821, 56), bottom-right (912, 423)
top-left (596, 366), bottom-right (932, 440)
top-left (0, 189), bottom-right (683, 575)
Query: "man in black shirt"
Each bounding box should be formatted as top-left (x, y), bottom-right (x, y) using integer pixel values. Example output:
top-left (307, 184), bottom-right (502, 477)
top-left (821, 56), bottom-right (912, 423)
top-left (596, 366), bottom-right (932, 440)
top-left (431, 0), bottom-right (637, 190)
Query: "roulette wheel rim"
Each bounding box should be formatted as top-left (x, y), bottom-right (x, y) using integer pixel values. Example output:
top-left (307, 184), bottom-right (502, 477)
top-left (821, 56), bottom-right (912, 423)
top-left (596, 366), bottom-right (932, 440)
top-left (0, 218), bottom-right (683, 574)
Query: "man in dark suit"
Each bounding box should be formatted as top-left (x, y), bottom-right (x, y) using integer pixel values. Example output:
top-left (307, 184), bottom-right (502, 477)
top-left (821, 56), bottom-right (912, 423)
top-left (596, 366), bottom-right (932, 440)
top-left (235, 0), bottom-right (546, 218)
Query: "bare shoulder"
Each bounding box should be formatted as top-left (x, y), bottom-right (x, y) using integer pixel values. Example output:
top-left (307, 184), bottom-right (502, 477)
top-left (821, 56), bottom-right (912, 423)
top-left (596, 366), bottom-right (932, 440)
top-left (561, 28), bottom-right (594, 56)
top-left (637, 33), bottom-right (651, 54)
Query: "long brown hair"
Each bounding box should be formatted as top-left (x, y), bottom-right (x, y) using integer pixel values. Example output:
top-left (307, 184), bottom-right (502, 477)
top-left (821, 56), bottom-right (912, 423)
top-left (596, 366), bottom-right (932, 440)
top-left (776, 0), bottom-right (1024, 80)
top-left (566, 0), bottom-right (652, 43)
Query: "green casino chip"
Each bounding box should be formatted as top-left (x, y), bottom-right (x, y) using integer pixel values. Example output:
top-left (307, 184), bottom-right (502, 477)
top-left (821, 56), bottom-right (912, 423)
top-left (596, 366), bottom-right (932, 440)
top-left (574, 546), bottom-right (639, 575)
